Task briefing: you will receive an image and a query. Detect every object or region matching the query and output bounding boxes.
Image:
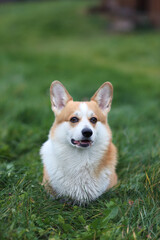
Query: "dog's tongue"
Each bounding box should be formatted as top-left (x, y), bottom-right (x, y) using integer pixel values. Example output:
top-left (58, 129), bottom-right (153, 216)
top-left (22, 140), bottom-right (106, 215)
top-left (74, 140), bottom-right (80, 145)
top-left (81, 140), bottom-right (90, 144)
top-left (74, 140), bottom-right (90, 145)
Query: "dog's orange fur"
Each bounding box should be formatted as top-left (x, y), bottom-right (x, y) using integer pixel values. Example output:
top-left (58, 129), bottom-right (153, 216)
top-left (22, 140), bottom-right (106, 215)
top-left (95, 142), bottom-right (117, 188)
top-left (43, 166), bottom-right (55, 195)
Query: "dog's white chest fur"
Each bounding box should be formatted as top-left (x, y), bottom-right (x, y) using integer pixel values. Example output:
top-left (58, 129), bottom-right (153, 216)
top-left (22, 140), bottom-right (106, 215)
top-left (40, 138), bottom-right (111, 203)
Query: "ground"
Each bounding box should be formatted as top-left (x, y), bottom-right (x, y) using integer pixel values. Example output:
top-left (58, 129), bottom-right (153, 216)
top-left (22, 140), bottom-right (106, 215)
top-left (0, 0), bottom-right (160, 239)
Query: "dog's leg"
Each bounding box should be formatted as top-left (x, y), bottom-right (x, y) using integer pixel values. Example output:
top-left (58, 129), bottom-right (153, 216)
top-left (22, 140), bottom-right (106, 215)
top-left (108, 172), bottom-right (118, 190)
top-left (42, 166), bottom-right (56, 197)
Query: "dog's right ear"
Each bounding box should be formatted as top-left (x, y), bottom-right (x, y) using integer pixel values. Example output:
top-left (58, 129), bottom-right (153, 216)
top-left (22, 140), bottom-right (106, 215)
top-left (50, 81), bottom-right (73, 114)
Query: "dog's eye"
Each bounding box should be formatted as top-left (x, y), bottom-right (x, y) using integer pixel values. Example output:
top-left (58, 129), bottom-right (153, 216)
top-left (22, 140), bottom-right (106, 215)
top-left (70, 117), bottom-right (79, 123)
top-left (90, 117), bottom-right (97, 124)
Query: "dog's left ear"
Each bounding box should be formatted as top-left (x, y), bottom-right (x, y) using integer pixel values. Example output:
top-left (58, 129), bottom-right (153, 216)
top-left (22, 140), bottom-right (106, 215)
top-left (50, 81), bottom-right (73, 114)
top-left (91, 82), bottom-right (113, 114)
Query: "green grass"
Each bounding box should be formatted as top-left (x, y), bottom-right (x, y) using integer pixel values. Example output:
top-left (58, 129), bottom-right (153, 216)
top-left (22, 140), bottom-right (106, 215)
top-left (0, 0), bottom-right (160, 239)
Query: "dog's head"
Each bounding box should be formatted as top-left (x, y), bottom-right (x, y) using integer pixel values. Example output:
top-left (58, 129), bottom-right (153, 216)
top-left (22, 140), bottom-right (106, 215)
top-left (50, 81), bottom-right (113, 149)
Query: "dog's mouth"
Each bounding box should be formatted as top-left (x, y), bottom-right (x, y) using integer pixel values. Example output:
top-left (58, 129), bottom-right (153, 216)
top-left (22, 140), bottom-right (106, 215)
top-left (71, 139), bottom-right (93, 148)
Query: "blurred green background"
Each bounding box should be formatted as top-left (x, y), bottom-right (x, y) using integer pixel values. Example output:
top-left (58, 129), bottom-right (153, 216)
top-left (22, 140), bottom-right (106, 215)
top-left (0, 0), bottom-right (160, 239)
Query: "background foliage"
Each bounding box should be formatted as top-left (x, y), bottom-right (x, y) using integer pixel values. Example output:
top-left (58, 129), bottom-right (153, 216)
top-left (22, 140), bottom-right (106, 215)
top-left (0, 0), bottom-right (160, 239)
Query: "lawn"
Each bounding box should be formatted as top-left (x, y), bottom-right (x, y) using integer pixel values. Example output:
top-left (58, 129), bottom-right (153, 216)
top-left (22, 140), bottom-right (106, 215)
top-left (0, 0), bottom-right (160, 239)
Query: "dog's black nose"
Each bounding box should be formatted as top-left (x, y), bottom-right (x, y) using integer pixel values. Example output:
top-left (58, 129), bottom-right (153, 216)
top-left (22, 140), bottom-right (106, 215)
top-left (82, 128), bottom-right (93, 138)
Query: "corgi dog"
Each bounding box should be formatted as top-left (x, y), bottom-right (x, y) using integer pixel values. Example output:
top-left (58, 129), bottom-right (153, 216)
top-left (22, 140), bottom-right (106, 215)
top-left (40, 81), bottom-right (117, 204)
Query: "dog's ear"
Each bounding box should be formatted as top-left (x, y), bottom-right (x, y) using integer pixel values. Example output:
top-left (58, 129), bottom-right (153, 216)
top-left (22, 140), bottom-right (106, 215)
top-left (91, 82), bottom-right (113, 113)
top-left (50, 81), bottom-right (73, 114)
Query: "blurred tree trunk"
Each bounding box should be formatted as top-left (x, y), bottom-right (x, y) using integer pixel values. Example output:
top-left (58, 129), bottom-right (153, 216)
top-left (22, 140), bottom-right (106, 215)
top-left (149, 0), bottom-right (160, 27)
top-left (89, 0), bottom-right (160, 30)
